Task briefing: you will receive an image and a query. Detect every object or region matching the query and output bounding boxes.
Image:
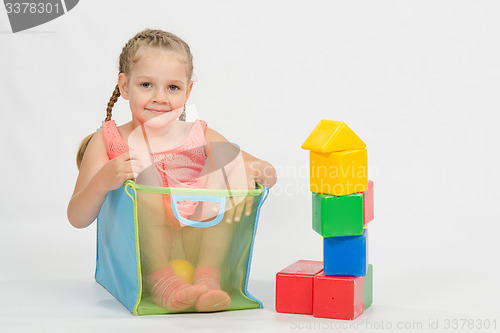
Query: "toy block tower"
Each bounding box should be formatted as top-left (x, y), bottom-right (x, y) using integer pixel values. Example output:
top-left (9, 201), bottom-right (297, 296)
top-left (276, 120), bottom-right (374, 320)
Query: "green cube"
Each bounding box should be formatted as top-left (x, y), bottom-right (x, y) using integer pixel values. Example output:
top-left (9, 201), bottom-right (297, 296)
top-left (364, 264), bottom-right (373, 309)
top-left (312, 192), bottom-right (364, 237)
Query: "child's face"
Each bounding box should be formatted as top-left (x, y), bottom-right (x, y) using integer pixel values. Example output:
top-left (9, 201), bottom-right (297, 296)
top-left (118, 46), bottom-right (193, 126)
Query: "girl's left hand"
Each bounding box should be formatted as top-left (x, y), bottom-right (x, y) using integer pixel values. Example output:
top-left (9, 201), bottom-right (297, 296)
top-left (224, 159), bottom-right (276, 223)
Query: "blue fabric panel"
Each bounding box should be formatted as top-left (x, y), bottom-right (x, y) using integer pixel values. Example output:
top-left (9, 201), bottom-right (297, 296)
top-left (95, 185), bottom-right (139, 313)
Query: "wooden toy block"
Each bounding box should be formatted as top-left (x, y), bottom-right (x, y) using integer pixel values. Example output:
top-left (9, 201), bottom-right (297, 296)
top-left (313, 272), bottom-right (365, 320)
top-left (364, 264), bottom-right (373, 310)
top-left (361, 180), bottom-right (374, 226)
top-left (309, 149), bottom-right (368, 196)
top-left (323, 229), bottom-right (368, 277)
top-left (312, 191), bottom-right (364, 237)
top-left (301, 120), bottom-right (366, 153)
top-left (275, 260), bottom-right (324, 314)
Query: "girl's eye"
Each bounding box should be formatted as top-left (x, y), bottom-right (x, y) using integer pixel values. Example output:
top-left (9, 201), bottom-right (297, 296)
top-left (169, 85), bottom-right (179, 91)
top-left (141, 83), bottom-right (152, 88)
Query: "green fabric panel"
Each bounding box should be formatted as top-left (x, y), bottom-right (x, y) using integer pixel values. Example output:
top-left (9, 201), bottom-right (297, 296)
top-left (133, 189), bottom-right (263, 315)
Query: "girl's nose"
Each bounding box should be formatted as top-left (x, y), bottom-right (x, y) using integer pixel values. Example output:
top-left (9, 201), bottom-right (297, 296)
top-left (153, 89), bottom-right (169, 104)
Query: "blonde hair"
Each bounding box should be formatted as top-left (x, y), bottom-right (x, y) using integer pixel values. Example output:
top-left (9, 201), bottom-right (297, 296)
top-left (76, 29), bottom-right (193, 169)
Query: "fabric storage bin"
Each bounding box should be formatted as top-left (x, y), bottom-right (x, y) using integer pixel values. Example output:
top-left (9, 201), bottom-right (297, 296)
top-left (95, 180), bottom-right (269, 315)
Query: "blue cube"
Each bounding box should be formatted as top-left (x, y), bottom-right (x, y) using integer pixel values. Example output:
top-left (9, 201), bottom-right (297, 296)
top-left (323, 229), bottom-right (368, 276)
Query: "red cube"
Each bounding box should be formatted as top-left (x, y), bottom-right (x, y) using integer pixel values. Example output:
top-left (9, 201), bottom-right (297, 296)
top-left (276, 260), bottom-right (323, 314)
top-left (362, 180), bottom-right (374, 226)
top-left (313, 272), bottom-right (365, 320)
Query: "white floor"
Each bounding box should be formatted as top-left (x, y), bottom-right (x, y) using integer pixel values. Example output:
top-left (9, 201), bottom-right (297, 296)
top-left (1, 218), bottom-right (499, 333)
top-left (2, 277), bottom-right (499, 333)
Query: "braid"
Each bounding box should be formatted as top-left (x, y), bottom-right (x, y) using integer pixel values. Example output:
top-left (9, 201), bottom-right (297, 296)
top-left (105, 84), bottom-right (121, 122)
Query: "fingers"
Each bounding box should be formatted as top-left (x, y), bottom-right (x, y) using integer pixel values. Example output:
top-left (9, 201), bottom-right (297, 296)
top-left (131, 160), bottom-right (143, 179)
top-left (233, 200), bottom-right (245, 222)
top-left (125, 157), bottom-right (145, 180)
top-left (224, 195), bottom-right (253, 223)
top-left (129, 149), bottom-right (153, 166)
top-left (114, 151), bottom-right (146, 180)
top-left (224, 204), bottom-right (236, 224)
top-left (244, 196), bottom-right (254, 216)
top-left (119, 150), bottom-right (149, 165)
top-left (116, 151), bottom-right (132, 161)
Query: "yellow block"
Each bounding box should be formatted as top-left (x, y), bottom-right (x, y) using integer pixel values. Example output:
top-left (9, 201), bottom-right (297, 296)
top-left (310, 149), bottom-right (368, 196)
top-left (301, 120), bottom-right (366, 153)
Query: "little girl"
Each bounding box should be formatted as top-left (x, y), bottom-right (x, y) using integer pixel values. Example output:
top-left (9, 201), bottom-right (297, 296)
top-left (67, 29), bottom-right (276, 312)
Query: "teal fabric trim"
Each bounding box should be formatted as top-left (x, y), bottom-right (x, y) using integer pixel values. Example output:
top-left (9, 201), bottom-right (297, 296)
top-left (170, 194), bottom-right (226, 228)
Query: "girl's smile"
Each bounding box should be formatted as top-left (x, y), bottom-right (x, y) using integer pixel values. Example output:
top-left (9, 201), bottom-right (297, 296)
top-left (147, 108), bottom-right (172, 114)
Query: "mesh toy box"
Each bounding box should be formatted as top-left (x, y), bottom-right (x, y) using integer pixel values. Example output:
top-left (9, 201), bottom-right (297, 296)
top-left (95, 180), bottom-right (269, 315)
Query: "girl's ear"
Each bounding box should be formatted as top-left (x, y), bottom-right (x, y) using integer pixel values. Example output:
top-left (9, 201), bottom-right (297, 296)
top-left (118, 73), bottom-right (129, 100)
top-left (185, 81), bottom-right (194, 101)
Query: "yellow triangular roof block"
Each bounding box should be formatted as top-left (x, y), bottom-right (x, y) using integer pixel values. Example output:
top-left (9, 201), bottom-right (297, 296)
top-left (301, 120), bottom-right (366, 153)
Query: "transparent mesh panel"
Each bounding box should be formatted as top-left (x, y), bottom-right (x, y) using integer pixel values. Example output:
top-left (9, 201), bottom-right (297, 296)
top-left (134, 185), bottom-right (263, 314)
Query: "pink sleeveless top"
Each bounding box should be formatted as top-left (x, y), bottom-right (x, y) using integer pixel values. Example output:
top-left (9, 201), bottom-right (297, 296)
top-left (102, 119), bottom-right (208, 218)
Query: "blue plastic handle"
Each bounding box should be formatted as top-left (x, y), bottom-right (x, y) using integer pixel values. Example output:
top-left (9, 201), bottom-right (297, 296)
top-left (170, 194), bottom-right (226, 228)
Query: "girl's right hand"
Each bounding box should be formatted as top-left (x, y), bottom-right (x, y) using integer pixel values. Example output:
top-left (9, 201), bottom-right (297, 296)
top-left (69, 131), bottom-right (146, 229)
top-left (93, 151), bottom-right (143, 192)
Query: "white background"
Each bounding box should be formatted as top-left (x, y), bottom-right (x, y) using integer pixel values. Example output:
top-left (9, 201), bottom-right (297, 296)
top-left (1, 1), bottom-right (499, 332)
